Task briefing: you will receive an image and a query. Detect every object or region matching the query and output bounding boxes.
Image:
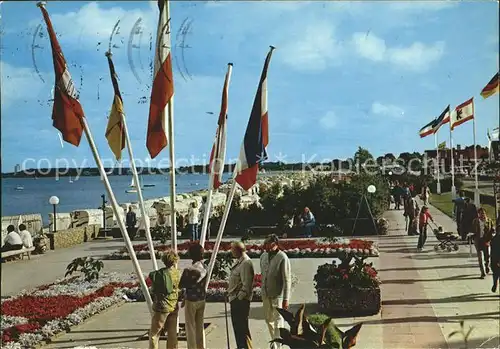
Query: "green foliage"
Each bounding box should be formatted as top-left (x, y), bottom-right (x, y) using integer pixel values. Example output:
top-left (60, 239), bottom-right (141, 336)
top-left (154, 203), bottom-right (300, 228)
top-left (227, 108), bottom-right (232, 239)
top-left (65, 257), bottom-right (104, 282)
top-left (353, 147), bottom-right (374, 167)
top-left (151, 225), bottom-right (171, 244)
top-left (204, 252), bottom-right (233, 280)
top-left (314, 257), bottom-right (380, 290)
top-left (308, 313), bottom-right (342, 347)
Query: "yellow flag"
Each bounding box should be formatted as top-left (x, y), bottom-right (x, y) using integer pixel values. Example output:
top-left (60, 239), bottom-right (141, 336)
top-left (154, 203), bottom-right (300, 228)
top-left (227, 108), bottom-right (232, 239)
top-left (105, 94), bottom-right (125, 160)
top-left (105, 52), bottom-right (125, 160)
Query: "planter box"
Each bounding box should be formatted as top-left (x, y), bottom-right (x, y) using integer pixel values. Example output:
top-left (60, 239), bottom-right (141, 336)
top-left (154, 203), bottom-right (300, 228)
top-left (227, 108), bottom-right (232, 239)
top-left (316, 286), bottom-right (381, 316)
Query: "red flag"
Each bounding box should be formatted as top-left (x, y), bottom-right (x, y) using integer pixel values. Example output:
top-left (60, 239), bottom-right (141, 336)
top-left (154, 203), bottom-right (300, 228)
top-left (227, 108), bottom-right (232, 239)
top-left (235, 47), bottom-right (274, 191)
top-left (38, 3), bottom-right (84, 146)
top-left (147, 0), bottom-right (174, 159)
top-left (208, 64), bottom-right (232, 189)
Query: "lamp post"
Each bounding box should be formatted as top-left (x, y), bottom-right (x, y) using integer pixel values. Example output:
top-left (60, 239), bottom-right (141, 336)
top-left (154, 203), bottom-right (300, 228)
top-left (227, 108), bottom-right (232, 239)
top-left (49, 195), bottom-right (59, 232)
top-left (100, 194), bottom-right (107, 231)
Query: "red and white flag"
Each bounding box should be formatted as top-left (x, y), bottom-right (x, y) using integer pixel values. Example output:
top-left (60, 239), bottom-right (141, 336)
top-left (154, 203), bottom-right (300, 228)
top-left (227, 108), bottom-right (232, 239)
top-left (208, 64), bottom-right (233, 190)
top-left (235, 47), bottom-right (274, 191)
top-left (451, 97), bottom-right (474, 130)
top-left (147, 0), bottom-right (174, 159)
top-left (38, 3), bottom-right (84, 146)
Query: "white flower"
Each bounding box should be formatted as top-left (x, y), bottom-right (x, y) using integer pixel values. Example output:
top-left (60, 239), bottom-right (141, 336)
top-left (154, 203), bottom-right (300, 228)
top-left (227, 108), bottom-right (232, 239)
top-left (0, 316), bottom-right (29, 331)
top-left (364, 249), bottom-right (370, 255)
top-left (345, 248), bottom-right (352, 254)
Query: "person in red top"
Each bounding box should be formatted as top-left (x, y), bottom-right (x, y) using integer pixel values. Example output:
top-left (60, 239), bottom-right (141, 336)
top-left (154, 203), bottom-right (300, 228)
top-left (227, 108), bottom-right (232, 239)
top-left (417, 206), bottom-right (434, 251)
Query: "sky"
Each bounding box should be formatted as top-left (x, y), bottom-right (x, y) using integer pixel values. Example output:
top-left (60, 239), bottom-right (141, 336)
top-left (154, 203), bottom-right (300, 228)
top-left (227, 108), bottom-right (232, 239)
top-left (0, 0), bottom-right (499, 172)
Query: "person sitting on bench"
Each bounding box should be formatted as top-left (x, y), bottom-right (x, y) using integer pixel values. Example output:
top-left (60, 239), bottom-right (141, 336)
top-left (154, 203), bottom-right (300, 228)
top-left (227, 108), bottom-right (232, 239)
top-left (300, 207), bottom-right (316, 238)
top-left (2, 225), bottom-right (23, 253)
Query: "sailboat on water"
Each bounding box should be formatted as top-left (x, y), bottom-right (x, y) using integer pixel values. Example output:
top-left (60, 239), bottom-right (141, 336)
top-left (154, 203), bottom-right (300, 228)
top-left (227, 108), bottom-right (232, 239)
top-left (126, 176), bottom-right (139, 193)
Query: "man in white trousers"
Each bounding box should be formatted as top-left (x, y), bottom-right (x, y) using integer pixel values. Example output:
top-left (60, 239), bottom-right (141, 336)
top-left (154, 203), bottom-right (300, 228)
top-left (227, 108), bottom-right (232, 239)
top-left (260, 234), bottom-right (292, 349)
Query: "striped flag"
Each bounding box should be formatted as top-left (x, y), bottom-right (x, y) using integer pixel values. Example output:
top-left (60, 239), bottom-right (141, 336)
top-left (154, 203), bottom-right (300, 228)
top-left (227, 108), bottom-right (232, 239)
top-left (450, 97), bottom-right (474, 130)
top-left (419, 119), bottom-right (435, 138)
top-left (147, 0), bottom-right (174, 159)
top-left (431, 105), bottom-right (450, 134)
top-left (105, 52), bottom-right (126, 160)
top-left (235, 46), bottom-right (275, 191)
top-left (208, 64), bottom-right (233, 190)
top-left (38, 3), bottom-right (84, 146)
top-left (480, 72), bottom-right (499, 99)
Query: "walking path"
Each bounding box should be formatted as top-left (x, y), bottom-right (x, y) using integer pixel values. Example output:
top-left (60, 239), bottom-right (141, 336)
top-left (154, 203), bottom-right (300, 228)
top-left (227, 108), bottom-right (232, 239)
top-left (2, 202), bottom-right (499, 348)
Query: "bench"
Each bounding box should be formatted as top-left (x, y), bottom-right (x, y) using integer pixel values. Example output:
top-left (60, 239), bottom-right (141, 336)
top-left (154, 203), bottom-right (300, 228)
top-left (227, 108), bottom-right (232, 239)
top-left (1, 247), bottom-right (35, 260)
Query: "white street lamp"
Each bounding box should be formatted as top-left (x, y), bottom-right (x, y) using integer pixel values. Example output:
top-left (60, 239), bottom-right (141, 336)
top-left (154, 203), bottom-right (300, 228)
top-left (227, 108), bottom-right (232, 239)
top-left (367, 185), bottom-right (376, 194)
top-left (49, 196), bottom-right (60, 232)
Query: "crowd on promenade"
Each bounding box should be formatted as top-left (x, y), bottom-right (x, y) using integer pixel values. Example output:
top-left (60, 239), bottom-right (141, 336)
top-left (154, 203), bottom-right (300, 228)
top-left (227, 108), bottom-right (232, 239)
top-left (148, 234), bottom-right (291, 349)
top-left (391, 181), bottom-right (500, 293)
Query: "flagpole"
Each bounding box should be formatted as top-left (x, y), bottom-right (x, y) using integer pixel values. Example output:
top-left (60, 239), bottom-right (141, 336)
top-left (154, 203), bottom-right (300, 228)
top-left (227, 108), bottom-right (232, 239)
top-left (35, 0), bottom-right (153, 313)
top-left (106, 51), bottom-right (158, 271)
top-left (81, 117), bottom-right (153, 313)
top-left (200, 63), bottom-right (233, 248)
top-left (167, 99), bottom-right (178, 252)
top-left (435, 131), bottom-right (441, 194)
top-left (205, 172), bottom-right (238, 291)
top-left (199, 181), bottom-right (214, 248)
top-left (450, 119), bottom-right (456, 199)
top-left (472, 98), bottom-right (480, 205)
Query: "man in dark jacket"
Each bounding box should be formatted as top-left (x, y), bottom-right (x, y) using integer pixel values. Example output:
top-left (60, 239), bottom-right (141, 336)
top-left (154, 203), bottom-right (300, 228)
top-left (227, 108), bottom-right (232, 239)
top-left (460, 198), bottom-right (477, 241)
top-left (126, 206), bottom-right (137, 239)
top-left (453, 191), bottom-right (465, 236)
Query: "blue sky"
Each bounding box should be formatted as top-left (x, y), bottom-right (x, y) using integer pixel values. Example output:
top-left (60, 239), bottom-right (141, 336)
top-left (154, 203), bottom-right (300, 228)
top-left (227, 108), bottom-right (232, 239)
top-left (1, 0), bottom-right (498, 172)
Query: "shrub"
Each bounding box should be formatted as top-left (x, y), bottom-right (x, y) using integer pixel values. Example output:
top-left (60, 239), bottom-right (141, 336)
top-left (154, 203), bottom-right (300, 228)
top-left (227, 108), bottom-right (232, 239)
top-left (314, 257), bottom-right (380, 290)
top-left (65, 257), bottom-right (104, 282)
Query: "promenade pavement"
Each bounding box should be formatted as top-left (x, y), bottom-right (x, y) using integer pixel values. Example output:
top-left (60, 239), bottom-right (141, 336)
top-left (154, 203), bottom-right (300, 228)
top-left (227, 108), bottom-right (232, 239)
top-left (2, 201), bottom-right (499, 348)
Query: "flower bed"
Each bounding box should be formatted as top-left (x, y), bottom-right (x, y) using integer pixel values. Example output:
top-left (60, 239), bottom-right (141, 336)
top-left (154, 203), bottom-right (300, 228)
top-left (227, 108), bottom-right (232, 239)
top-left (314, 257), bottom-right (381, 316)
top-left (0, 273), bottom-right (138, 347)
top-left (106, 238), bottom-right (379, 260)
top-left (1, 272), bottom-right (298, 347)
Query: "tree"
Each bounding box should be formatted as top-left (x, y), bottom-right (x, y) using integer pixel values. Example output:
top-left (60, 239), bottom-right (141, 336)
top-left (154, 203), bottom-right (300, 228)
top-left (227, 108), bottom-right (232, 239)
top-left (353, 147), bottom-right (374, 169)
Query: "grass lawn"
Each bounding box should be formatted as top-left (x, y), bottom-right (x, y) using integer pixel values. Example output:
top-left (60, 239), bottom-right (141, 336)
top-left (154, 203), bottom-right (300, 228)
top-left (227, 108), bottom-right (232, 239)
top-left (430, 192), bottom-right (496, 219)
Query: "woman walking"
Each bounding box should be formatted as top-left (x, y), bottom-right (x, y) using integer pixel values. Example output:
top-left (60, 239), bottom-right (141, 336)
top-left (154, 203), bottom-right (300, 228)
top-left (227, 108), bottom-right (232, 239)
top-left (417, 206), bottom-right (434, 252)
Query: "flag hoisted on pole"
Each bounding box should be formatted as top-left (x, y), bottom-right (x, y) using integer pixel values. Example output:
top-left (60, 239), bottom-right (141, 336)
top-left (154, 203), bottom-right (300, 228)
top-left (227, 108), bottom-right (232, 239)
top-left (147, 0), bottom-right (174, 159)
top-left (451, 98), bottom-right (474, 130)
top-left (234, 47), bottom-right (274, 191)
top-left (205, 46), bottom-right (275, 290)
top-left (480, 72), bottom-right (499, 99)
top-left (419, 119), bottom-right (436, 138)
top-left (105, 51), bottom-right (158, 271)
top-left (200, 63), bottom-right (233, 248)
top-left (432, 105), bottom-right (450, 195)
top-left (37, 1), bottom-right (153, 313)
top-left (149, 0), bottom-right (178, 251)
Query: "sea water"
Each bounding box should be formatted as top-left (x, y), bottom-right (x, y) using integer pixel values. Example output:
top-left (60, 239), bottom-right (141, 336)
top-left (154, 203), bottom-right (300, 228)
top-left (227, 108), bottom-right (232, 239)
top-left (2, 173), bottom-right (231, 225)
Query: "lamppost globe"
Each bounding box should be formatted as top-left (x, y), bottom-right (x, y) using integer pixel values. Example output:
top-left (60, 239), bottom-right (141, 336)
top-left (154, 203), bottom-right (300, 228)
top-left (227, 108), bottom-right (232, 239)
top-left (388, 171), bottom-right (393, 176)
top-left (367, 185), bottom-right (376, 194)
top-left (49, 196), bottom-right (59, 205)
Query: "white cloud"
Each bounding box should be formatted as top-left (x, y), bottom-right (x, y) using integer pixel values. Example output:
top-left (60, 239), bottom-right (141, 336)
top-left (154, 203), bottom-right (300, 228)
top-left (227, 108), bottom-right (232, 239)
top-left (352, 32), bottom-right (385, 61)
top-left (279, 21), bottom-right (343, 71)
top-left (351, 32), bottom-right (445, 71)
top-left (31, 2), bottom-right (155, 47)
top-left (371, 102), bottom-right (405, 118)
top-left (0, 61), bottom-right (45, 110)
top-left (319, 111), bottom-right (337, 129)
top-left (388, 1), bottom-right (457, 12)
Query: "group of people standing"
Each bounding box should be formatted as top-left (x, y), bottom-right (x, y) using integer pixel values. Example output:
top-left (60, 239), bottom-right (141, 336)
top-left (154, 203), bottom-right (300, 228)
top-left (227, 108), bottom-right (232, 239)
top-left (148, 234), bottom-right (291, 349)
top-left (125, 199), bottom-right (212, 242)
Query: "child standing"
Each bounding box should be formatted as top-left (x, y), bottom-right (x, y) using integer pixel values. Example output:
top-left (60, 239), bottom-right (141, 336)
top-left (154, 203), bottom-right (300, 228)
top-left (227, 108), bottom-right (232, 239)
top-left (490, 225), bottom-right (500, 292)
top-left (417, 206), bottom-right (434, 252)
